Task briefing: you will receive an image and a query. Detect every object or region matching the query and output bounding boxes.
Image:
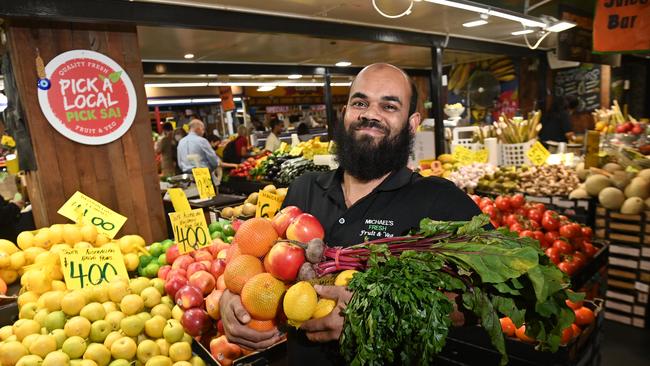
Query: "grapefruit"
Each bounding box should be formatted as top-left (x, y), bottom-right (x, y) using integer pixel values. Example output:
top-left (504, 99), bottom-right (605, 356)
top-left (225, 243), bottom-right (242, 265)
top-left (233, 218), bottom-right (278, 257)
top-left (223, 255), bottom-right (264, 294)
top-left (241, 273), bottom-right (285, 320)
top-left (247, 319), bottom-right (276, 332)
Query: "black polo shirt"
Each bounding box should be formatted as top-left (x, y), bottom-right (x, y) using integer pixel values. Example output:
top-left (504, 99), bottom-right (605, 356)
top-left (281, 167), bottom-right (482, 366)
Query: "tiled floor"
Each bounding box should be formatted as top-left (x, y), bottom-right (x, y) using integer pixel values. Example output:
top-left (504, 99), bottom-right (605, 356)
top-left (601, 320), bottom-right (650, 366)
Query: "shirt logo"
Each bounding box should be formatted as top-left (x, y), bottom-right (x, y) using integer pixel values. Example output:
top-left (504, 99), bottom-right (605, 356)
top-left (359, 218), bottom-right (395, 239)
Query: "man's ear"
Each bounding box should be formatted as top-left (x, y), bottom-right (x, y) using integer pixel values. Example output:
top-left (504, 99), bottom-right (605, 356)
top-left (408, 112), bottom-right (421, 133)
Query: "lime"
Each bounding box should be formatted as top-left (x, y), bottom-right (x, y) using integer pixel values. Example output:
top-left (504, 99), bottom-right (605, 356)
top-left (161, 239), bottom-right (173, 248)
top-left (157, 253), bottom-right (167, 266)
top-left (222, 224), bottom-right (235, 237)
top-left (149, 242), bottom-right (163, 257)
top-left (144, 262), bottom-right (160, 278)
top-left (208, 222), bottom-right (222, 233)
top-left (225, 236), bottom-right (234, 243)
top-left (210, 231), bottom-right (221, 240)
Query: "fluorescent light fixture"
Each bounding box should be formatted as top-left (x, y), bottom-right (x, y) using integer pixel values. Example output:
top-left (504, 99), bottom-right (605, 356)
top-left (335, 61), bottom-right (352, 67)
top-left (511, 29), bottom-right (535, 35)
top-left (462, 19), bottom-right (487, 27)
top-left (147, 97), bottom-right (241, 106)
top-left (545, 21), bottom-right (576, 32)
top-left (287, 74), bottom-right (302, 79)
top-left (145, 82), bottom-right (208, 88)
top-left (257, 85), bottom-right (276, 92)
top-left (331, 82), bottom-right (352, 87)
top-left (488, 10), bottom-right (546, 28)
top-left (183, 53), bottom-right (195, 59)
top-left (423, 0), bottom-right (547, 28)
top-left (277, 82), bottom-right (322, 87)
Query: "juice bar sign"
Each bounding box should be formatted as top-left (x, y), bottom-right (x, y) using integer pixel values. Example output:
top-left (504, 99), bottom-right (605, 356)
top-left (37, 50), bottom-right (137, 145)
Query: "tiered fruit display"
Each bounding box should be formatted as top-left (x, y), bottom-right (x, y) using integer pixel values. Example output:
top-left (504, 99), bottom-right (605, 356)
top-left (137, 240), bottom-right (175, 279)
top-left (219, 185), bottom-right (287, 220)
top-left (477, 165), bottom-right (579, 196)
top-left (472, 194), bottom-right (598, 276)
top-left (229, 152), bottom-right (272, 179)
top-left (592, 100), bottom-right (647, 138)
top-left (0, 276), bottom-right (205, 366)
top-left (418, 154), bottom-right (457, 178)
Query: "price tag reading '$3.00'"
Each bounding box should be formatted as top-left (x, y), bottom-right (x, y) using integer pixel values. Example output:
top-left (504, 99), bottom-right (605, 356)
top-left (168, 208), bottom-right (211, 254)
top-left (57, 191), bottom-right (127, 238)
top-left (59, 245), bottom-right (129, 289)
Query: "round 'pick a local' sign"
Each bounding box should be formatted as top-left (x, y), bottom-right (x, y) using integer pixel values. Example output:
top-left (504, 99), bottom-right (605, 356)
top-left (37, 50), bottom-right (137, 145)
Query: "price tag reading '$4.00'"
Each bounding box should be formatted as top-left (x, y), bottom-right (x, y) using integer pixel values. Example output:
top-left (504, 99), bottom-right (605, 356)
top-left (59, 245), bottom-right (129, 289)
top-left (255, 190), bottom-right (284, 219)
top-left (192, 167), bottom-right (216, 199)
top-left (169, 208), bottom-right (211, 254)
top-left (57, 191), bottom-right (127, 238)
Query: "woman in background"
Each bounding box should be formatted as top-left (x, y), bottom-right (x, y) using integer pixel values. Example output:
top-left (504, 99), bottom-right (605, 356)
top-left (539, 96), bottom-right (578, 143)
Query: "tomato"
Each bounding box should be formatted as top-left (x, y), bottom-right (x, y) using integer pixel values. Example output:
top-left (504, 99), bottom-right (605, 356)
top-left (582, 242), bottom-right (598, 258)
top-left (574, 307), bottom-right (595, 326)
top-left (510, 223), bottom-right (524, 234)
top-left (560, 326), bottom-right (573, 345)
top-left (519, 230), bottom-right (535, 239)
top-left (571, 323), bottom-right (582, 337)
top-left (545, 247), bottom-right (561, 264)
top-left (515, 325), bottom-right (536, 344)
top-left (505, 214), bottom-right (520, 227)
top-left (527, 219), bottom-right (540, 230)
top-left (482, 205), bottom-right (500, 221)
top-left (510, 194), bottom-right (525, 209)
top-left (581, 226), bottom-right (593, 239)
top-left (515, 207), bottom-right (529, 217)
top-left (545, 231), bottom-right (560, 244)
top-left (532, 203), bottom-right (546, 212)
top-left (532, 231), bottom-right (546, 247)
top-left (559, 223), bottom-right (581, 239)
top-left (500, 317), bottom-right (516, 337)
top-left (480, 197), bottom-right (493, 208)
top-left (558, 260), bottom-right (577, 276)
top-left (541, 213), bottom-right (560, 231)
top-left (553, 240), bottom-right (573, 255)
top-left (558, 215), bottom-right (569, 224)
top-left (566, 299), bottom-right (583, 310)
top-left (571, 236), bottom-right (585, 250)
top-left (470, 195), bottom-right (482, 206)
top-left (495, 196), bottom-right (511, 212)
top-left (572, 252), bottom-right (587, 268)
top-left (527, 209), bottom-right (544, 224)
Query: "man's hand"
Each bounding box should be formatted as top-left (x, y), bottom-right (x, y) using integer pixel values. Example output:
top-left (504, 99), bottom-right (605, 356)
top-left (300, 285), bottom-right (353, 343)
top-left (219, 290), bottom-right (282, 350)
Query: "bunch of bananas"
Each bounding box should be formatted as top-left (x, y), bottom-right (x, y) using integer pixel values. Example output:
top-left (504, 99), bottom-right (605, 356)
top-left (489, 57), bottom-right (516, 82)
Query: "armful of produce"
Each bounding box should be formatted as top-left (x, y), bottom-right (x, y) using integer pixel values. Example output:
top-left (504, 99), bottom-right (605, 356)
top-left (303, 215), bottom-right (581, 366)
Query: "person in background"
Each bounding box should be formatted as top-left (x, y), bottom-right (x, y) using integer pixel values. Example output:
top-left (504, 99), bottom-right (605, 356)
top-left (264, 118), bottom-right (283, 152)
top-left (171, 128), bottom-right (187, 174)
top-left (176, 119), bottom-right (220, 173)
top-left (296, 122), bottom-right (311, 142)
top-left (155, 122), bottom-right (175, 177)
top-left (234, 125), bottom-right (251, 161)
top-left (539, 96), bottom-right (577, 143)
top-left (0, 193), bottom-right (24, 243)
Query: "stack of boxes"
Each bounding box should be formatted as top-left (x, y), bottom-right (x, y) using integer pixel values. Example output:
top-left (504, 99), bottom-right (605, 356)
top-left (595, 207), bottom-right (650, 328)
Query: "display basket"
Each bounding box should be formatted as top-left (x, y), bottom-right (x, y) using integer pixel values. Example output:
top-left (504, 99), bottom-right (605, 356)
top-left (451, 126), bottom-right (483, 152)
top-left (500, 139), bottom-right (536, 167)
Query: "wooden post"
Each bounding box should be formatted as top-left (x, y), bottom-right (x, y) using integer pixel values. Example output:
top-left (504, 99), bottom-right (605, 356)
top-left (5, 21), bottom-right (166, 243)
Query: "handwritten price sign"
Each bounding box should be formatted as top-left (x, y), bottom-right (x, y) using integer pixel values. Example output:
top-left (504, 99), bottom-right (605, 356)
top-left (526, 141), bottom-right (551, 166)
top-left (58, 191), bottom-right (127, 238)
top-left (452, 146), bottom-right (489, 165)
top-left (168, 188), bottom-right (191, 212)
top-left (169, 208), bottom-right (210, 254)
top-left (255, 190), bottom-right (284, 219)
top-left (192, 168), bottom-right (216, 199)
top-left (59, 245), bottom-right (129, 289)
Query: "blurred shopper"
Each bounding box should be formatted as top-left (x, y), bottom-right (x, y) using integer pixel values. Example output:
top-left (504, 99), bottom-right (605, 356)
top-left (539, 96), bottom-right (578, 143)
top-left (176, 119), bottom-right (220, 173)
top-left (155, 122), bottom-right (176, 177)
top-left (0, 193), bottom-right (23, 242)
top-left (264, 118), bottom-right (283, 152)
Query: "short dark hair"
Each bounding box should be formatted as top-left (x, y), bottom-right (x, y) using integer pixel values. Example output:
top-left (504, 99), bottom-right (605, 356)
top-left (162, 122), bottom-right (173, 132)
top-left (206, 135), bottom-right (221, 143)
top-left (270, 118), bottom-right (283, 129)
top-left (409, 81), bottom-right (418, 117)
top-left (297, 123), bottom-right (309, 135)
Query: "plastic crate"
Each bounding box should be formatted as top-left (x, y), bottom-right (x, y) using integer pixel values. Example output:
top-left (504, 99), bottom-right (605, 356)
top-left (192, 333), bottom-right (287, 366)
top-left (500, 140), bottom-right (536, 167)
top-left (451, 126), bottom-right (483, 152)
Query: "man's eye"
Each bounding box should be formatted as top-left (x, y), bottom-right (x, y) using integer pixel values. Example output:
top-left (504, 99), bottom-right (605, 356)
top-left (383, 104), bottom-right (398, 111)
top-left (351, 101), bottom-right (367, 107)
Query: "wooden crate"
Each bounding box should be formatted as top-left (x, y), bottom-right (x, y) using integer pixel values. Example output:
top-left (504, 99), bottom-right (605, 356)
top-left (595, 207), bottom-right (650, 245)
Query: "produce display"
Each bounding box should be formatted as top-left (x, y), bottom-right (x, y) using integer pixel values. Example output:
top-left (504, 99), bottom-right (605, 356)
top-left (477, 165), bottom-right (579, 196)
top-left (592, 100), bottom-right (647, 138)
top-left (492, 111), bottom-right (541, 144)
top-left (419, 154), bottom-right (458, 178)
top-left (219, 184), bottom-right (287, 220)
top-left (448, 163), bottom-right (497, 190)
top-left (137, 239), bottom-right (175, 279)
top-left (472, 194), bottom-right (599, 276)
top-left (274, 157), bottom-right (329, 186)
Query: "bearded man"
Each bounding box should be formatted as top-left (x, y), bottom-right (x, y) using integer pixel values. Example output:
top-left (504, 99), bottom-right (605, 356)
top-left (219, 63), bottom-right (482, 365)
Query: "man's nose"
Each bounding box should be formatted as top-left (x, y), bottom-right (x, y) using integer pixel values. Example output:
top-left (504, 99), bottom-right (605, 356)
top-left (359, 103), bottom-right (382, 121)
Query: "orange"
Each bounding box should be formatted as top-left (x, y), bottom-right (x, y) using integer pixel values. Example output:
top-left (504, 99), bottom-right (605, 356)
top-left (223, 255), bottom-right (264, 294)
top-left (499, 317), bottom-right (515, 337)
top-left (233, 218), bottom-right (278, 257)
top-left (241, 273), bottom-right (285, 321)
top-left (515, 325), bottom-right (536, 344)
top-left (247, 319), bottom-right (276, 332)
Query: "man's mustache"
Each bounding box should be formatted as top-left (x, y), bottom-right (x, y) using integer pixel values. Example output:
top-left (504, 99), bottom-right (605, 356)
top-left (350, 118), bottom-right (390, 134)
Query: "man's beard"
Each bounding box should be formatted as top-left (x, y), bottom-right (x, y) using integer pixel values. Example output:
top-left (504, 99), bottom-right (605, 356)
top-left (334, 117), bottom-right (414, 182)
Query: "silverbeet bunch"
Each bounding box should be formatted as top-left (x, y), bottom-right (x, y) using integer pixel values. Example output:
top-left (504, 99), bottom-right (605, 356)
top-left (332, 215), bottom-right (581, 366)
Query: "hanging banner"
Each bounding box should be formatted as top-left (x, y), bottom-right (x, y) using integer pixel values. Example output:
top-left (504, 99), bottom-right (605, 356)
top-left (37, 50), bottom-right (137, 145)
top-left (218, 86), bottom-right (236, 111)
top-left (593, 0), bottom-right (650, 53)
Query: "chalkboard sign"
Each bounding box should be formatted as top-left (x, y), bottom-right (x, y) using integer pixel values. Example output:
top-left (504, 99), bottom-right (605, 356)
top-left (554, 65), bottom-right (601, 112)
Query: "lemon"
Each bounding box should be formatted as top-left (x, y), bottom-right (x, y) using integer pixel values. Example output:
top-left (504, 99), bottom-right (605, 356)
top-left (283, 281), bottom-right (318, 327)
top-left (0, 239), bottom-right (20, 254)
top-left (80, 224), bottom-right (98, 244)
top-left (0, 252), bottom-right (11, 268)
top-left (17, 291), bottom-right (39, 308)
top-left (118, 237), bottom-right (133, 254)
top-left (9, 251), bottom-right (25, 270)
top-left (16, 232), bottom-right (35, 250)
top-left (0, 269), bottom-right (18, 284)
top-left (124, 253), bottom-right (139, 271)
top-left (63, 225), bottom-right (83, 245)
top-left (48, 224), bottom-right (64, 244)
top-left (334, 270), bottom-right (358, 287)
top-left (32, 228), bottom-right (52, 249)
top-left (51, 280), bottom-right (67, 291)
top-left (312, 299), bottom-right (336, 319)
top-left (95, 234), bottom-right (110, 247)
top-left (23, 247), bottom-right (46, 264)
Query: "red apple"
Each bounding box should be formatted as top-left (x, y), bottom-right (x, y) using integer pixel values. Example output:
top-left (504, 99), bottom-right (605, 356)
top-left (210, 335), bottom-right (241, 360)
top-left (157, 265), bottom-right (172, 280)
top-left (231, 219), bottom-right (244, 232)
top-left (271, 206), bottom-right (303, 237)
top-left (189, 270), bottom-right (216, 295)
top-left (205, 289), bottom-right (224, 320)
top-left (172, 255), bottom-right (194, 270)
top-left (186, 262), bottom-right (209, 278)
top-left (181, 308), bottom-right (210, 336)
top-left (206, 240), bottom-right (224, 256)
top-left (166, 245), bottom-right (181, 265)
top-left (210, 259), bottom-right (227, 279)
top-left (164, 275), bottom-right (188, 298)
top-left (166, 268), bottom-right (187, 280)
top-left (286, 213), bottom-right (324, 243)
top-left (632, 125), bottom-right (643, 135)
top-left (193, 250), bottom-right (213, 262)
top-left (199, 260), bottom-right (212, 271)
top-left (264, 241), bottom-right (306, 281)
top-left (217, 249), bottom-right (228, 260)
top-left (175, 285), bottom-right (204, 310)
top-left (216, 274), bottom-right (226, 291)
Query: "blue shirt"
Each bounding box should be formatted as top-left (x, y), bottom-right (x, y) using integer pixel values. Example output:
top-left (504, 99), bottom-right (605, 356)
top-left (176, 132), bottom-right (220, 173)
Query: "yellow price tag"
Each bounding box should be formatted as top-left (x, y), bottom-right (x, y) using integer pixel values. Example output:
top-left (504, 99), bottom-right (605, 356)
top-left (289, 146), bottom-right (303, 156)
top-left (169, 208), bottom-right (211, 254)
top-left (278, 142), bottom-right (288, 153)
top-left (526, 141), bottom-right (551, 166)
top-left (452, 146), bottom-right (475, 166)
top-left (192, 168), bottom-right (216, 199)
top-left (1, 135), bottom-right (16, 148)
top-left (57, 191), bottom-right (127, 239)
top-left (255, 190), bottom-right (284, 219)
top-left (168, 188), bottom-right (191, 212)
top-left (59, 245), bottom-right (129, 289)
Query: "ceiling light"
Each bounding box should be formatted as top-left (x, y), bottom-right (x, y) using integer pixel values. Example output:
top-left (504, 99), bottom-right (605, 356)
top-left (144, 82), bottom-right (208, 88)
top-left (147, 97), bottom-right (241, 106)
top-left (183, 53), bottom-right (194, 59)
top-left (277, 82), bottom-right (322, 87)
top-left (331, 82), bottom-right (352, 87)
top-left (257, 85), bottom-right (276, 92)
top-left (462, 19), bottom-right (487, 27)
top-left (335, 61), bottom-right (352, 67)
top-left (511, 29), bottom-right (535, 35)
top-left (423, 0), bottom-right (547, 28)
top-left (287, 74), bottom-right (302, 79)
top-left (545, 21), bottom-right (576, 32)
